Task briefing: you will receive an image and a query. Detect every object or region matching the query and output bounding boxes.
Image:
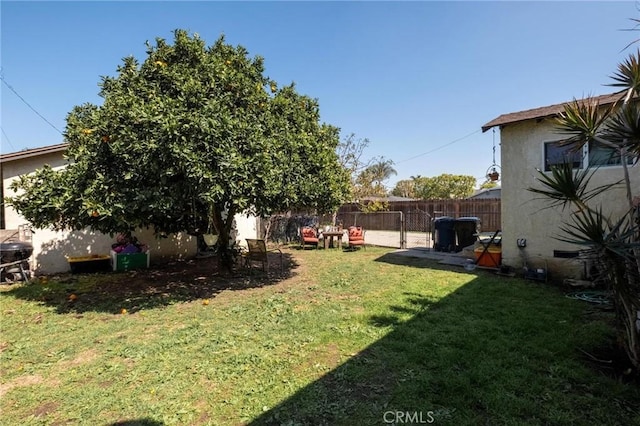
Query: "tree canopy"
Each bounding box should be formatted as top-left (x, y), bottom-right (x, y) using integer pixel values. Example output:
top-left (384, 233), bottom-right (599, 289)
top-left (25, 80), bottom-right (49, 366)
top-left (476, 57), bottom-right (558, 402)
top-left (391, 174), bottom-right (476, 199)
top-left (7, 30), bottom-right (349, 267)
top-left (335, 134), bottom-right (396, 211)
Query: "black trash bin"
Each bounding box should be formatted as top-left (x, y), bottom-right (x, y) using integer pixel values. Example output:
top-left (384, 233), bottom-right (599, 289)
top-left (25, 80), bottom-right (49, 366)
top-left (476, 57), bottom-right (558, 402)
top-left (433, 217), bottom-right (456, 252)
top-left (454, 217), bottom-right (481, 252)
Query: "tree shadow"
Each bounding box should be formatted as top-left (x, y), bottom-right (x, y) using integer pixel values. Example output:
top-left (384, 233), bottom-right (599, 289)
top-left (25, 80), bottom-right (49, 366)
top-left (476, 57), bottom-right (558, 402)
top-left (248, 252), bottom-right (640, 425)
top-left (1, 251), bottom-right (297, 315)
top-left (108, 419), bottom-right (164, 426)
top-left (33, 228), bottom-right (196, 275)
top-left (374, 251), bottom-right (473, 273)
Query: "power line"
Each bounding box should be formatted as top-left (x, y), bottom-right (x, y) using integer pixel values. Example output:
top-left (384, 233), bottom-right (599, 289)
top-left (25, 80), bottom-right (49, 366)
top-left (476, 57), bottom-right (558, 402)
top-left (1, 75), bottom-right (64, 135)
top-left (395, 129), bottom-right (482, 164)
top-left (1, 126), bottom-right (16, 151)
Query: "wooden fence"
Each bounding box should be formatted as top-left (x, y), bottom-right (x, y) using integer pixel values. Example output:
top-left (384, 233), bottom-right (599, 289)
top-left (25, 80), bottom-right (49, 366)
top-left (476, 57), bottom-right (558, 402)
top-left (335, 199), bottom-right (501, 232)
top-left (262, 198), bottom-right (501, 248)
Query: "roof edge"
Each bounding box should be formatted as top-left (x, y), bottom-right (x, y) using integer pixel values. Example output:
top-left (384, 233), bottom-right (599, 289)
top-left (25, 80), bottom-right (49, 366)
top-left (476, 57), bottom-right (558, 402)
top-left (481, 91), bottom-right (625, 133)
top-left (1, 143), bottom-right (69, 163)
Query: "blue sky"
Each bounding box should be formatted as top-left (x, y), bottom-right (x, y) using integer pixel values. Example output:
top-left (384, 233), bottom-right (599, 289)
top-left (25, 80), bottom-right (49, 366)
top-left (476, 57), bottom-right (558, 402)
top-left (1, 1), bottom-right (637, 188)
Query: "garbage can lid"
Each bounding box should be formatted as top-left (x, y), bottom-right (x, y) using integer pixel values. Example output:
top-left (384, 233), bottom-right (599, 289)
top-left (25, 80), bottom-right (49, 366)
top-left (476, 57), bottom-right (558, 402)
top-left (456, 217), bottom-right (481, 222)
top-left (433, 216), bottom-right (455, 221)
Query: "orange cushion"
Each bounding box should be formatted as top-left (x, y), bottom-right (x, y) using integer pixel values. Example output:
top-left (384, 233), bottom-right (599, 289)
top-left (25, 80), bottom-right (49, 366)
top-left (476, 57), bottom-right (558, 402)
top-left (349, 228), bottom-right (363, 238)
top-left (302, 228), bottom-right (316, 238)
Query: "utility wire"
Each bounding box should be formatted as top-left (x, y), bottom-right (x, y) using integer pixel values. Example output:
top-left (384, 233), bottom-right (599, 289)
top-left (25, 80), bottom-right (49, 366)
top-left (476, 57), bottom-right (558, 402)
top-left (1, 75), bottom-right (64, 135)
top-left (1, 126), bottom-right (16, 151)
top-left (395, 129), bottom-right (482, 164)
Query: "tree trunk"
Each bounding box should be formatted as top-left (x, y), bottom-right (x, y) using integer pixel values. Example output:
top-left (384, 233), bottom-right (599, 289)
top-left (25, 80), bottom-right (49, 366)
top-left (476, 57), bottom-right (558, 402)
top-left (605, 253), bottom-right (640, 370)
top-left (212, 204), bottom-right (238, 273)
top-left (263, 216), bottom-right (273, 243)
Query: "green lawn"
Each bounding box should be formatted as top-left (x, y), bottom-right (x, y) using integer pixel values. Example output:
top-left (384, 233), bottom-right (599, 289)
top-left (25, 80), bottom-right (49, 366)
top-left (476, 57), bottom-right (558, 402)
top-left (1, 246), bottom-right (638, 425)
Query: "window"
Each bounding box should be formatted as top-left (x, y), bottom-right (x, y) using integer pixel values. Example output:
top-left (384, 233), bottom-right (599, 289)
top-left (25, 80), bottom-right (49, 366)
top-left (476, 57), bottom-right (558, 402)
top-left (543, 140), bottom-right (634, 171)
top-left (544, 141), bottom-right (583, 171)
top-left (588, 141), bottom-right (634, 167)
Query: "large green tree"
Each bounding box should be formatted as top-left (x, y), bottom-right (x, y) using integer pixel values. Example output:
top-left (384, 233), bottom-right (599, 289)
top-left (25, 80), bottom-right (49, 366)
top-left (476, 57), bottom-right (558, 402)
top-left (393, 174), bottom-right (476, 199)
top-left (7, 30), bottom-right (349, 269)
top-left (390, 179), bottom-right (417, 198)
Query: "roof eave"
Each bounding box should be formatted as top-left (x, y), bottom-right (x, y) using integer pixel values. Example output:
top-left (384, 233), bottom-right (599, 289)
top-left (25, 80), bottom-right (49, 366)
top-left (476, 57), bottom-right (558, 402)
top-left (0, 143), bottom-right (69, 164)
top-left (481, 91), bottom-right (625, 133)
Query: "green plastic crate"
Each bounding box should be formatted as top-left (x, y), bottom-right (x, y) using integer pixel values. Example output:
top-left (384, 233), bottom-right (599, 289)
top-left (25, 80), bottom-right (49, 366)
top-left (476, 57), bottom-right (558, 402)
top-left (110, 250), bottom-right (150, 271)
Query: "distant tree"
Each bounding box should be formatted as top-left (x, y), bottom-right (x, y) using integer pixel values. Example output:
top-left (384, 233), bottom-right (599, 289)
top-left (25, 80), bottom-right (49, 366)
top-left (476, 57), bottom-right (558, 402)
top-left (414, 174), bottom-right (476, 199)
top-left (479, 180), bottom-right (499, 190)
top-left (365, 159), bottom-right (397, 187)
top-left (7, 30), bottom-right (349, 270)
top-left (334, 134), bottom-right (395, 211)
top-left (336, 133), bottom-right (373, 181)
top-left (391, 179), bottom-right (417, 198)
top-left (348, 159), bottom-right (395, 212)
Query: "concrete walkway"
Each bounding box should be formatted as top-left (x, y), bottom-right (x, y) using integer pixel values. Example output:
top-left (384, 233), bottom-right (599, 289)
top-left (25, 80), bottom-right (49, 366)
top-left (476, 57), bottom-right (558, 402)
top-left (391, 247), bottom-right (473, 267)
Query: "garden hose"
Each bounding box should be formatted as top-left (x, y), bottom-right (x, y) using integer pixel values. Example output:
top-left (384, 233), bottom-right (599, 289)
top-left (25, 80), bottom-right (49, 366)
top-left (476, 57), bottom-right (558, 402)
top-left (565, 290), bottom-right (612, 305)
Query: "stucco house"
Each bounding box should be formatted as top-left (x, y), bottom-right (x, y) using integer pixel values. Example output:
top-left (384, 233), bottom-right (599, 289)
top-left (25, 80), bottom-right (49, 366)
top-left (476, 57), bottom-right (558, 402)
top-left (1, 143), bottom-right (259, 274)
top-left (482, 92), bottom-right (640, 280)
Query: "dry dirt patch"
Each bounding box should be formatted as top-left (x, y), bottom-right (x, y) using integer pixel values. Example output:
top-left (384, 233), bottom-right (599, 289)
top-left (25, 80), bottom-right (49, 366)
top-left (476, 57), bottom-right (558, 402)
top-left (0, 374), bottom-right (44, 398)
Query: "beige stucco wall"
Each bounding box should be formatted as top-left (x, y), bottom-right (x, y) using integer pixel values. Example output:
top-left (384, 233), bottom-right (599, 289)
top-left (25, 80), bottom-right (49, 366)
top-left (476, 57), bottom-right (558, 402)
top-left (499, 119), bottom-right (639, 280)
top-left (2, 151), bottom-right (258, 274)
top-left (2, 151), bottom-right (69, 228)
top-left (235, 213), bottom-right (260, 246)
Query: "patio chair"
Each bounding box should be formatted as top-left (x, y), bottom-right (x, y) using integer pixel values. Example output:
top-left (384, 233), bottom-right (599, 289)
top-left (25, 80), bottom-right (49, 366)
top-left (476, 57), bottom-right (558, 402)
top-left (243, 239), bottom-right (283, 273)
top-left (347, 226), bottom-right (365, 250)
top-left (300, 226), bottom-right (320, 249)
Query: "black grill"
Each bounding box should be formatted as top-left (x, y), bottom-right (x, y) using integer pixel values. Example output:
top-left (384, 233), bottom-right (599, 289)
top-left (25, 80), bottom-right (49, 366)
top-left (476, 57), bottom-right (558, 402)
top-left (1, 242), bottom-right (34, 264)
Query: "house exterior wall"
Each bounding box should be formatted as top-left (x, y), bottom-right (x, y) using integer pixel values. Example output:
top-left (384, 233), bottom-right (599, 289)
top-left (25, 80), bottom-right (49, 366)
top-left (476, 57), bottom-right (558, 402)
top-left (499, 119), bottom-right (640, 280)
top-left (2, 151), bottom-right (258, 274)
top-left (2, 151), bottom-right (68, 228)
top-left (235, 214), bottom-right (260, 246)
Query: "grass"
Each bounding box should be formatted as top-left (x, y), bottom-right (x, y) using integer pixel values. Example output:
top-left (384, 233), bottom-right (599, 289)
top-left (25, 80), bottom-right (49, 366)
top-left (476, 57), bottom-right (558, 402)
top-left (1, 246), bottom-right (639, 425)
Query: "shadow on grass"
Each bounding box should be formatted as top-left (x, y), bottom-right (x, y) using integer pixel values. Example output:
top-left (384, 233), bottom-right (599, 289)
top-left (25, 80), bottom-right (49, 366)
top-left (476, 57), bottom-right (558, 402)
top-left (109, 419), bottom-right (164, 426)
top-left (0, 252), bottom-right (297, 315)
top-left (249, 252), bottom-right (640, 425)
top-left (373, 251), bottom-right (459, 270)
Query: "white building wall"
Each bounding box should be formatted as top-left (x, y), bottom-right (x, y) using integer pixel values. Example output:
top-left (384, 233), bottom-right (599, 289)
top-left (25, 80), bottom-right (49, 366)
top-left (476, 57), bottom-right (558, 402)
top-left (500, 119), bottom-right (639, 279)
top-left (2, 152), bottom-right (258, 274)
top-left (235, 213), bottom-right (259, 247)
top-left (2, 152), bottom-right (69, 228)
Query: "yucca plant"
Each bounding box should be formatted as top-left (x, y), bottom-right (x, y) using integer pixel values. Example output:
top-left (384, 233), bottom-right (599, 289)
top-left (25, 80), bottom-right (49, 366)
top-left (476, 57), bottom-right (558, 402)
top-left (529, 50), bottom-right (640, 370)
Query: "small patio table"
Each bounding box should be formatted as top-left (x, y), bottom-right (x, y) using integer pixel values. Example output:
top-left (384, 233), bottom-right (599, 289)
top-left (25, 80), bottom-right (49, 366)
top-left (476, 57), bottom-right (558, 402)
top-left (322, 231), bottom-right (344, 249)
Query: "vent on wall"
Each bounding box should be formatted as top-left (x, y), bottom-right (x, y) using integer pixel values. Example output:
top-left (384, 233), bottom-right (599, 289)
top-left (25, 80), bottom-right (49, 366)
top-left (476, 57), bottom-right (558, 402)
top-left (553, 250), bottom-right (580, 258)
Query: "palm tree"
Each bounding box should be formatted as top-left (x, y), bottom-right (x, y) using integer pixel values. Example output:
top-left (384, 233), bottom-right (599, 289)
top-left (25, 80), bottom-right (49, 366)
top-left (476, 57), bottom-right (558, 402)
top-left (528, 51), bottom-right (640, 369)
top-left (364, 159), bottom-right (397, 187)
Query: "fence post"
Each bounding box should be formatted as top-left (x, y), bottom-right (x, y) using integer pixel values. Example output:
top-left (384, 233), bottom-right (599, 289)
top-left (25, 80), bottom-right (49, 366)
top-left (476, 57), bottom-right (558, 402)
top-left (399, 211), bottom-right (406, 249)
